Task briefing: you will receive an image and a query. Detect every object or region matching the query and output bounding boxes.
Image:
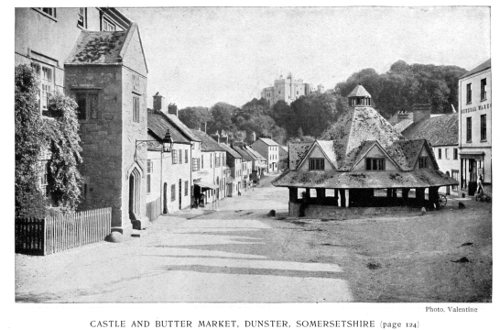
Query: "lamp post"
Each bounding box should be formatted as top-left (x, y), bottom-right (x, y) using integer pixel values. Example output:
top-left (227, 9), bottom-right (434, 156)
top-left (135, 129), bottom-right (174, 154)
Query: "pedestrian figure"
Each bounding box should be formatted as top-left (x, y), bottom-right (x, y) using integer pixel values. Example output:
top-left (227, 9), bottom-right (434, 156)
top-left (476, 174), bottom-right (484, 196)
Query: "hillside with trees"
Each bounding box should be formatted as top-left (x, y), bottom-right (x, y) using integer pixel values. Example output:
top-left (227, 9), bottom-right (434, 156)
top-left (335, 60), bottom-right (466, 118)
top-left (176, 60), bottom-right (466, 143)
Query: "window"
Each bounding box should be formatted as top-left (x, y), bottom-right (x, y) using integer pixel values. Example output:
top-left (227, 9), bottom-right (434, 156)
top-left (210, 154), bottom-right (213, 168)
top-left (308, 158), bottom-right (325, 170)
top-left (40, 161), bottom-right (49, 195)
top-left (480, 78), bottom-right (487, 101)
top-left (445, 148), bottom-right (449, 160)
top-left (75, 92), bottom-right (98, 120)
top-left (133, 96), bottom-right (140, 122)
top-left (192, 158), bottom-right (200, 171)
top-left (480, 114), bottom-right (487, 141)
top-left (438, 148), bottom-right (442, 159)
top-left (179, 149), bottom-right (183, 164)
top-left (201, 155), bottom-right (204, 168)
top-left (184, 181), bottom-right (189, 196)
top-left (466, 83), bottom-right (472, 104)
top-left (146, 160), bottom-right (152, 193)
top-left (36, 8), bottom-right (57, 19)
top-left (32, 63), bottom-right (54, 112)
top-left (172, 149), bottom-right (178, 164)
top-left (77, 8), bottom-right (87, 28)
top-left (171, 184), bottom-right (176, 201)
top-left (185, 150), bottom-right (188, 163)
top-left (418, 156), bottom-right (429, 169)
top-left (453, 148), bottom-right (458, 160)
top-left (466, 117), bottom-right (472, 143)
top-left (365, 158), bottom-right (385, 171)
top-left (102, 18), bottom-right (116, 31)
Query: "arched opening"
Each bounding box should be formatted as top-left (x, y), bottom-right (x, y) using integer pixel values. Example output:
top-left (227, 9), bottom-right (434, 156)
top-left (128, 168), bottom-right (141, 223)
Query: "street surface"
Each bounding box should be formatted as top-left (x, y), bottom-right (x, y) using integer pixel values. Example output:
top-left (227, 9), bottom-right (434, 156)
top-left (16, 176), bottom-right (353, 302)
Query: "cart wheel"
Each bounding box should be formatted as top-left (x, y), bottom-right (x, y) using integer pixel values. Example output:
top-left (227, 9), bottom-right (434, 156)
top-left (438, 194), bottom-right (447, 207)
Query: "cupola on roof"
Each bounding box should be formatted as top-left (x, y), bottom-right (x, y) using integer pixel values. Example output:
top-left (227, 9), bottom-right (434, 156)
top-left (348, 84), bottom-right (372, 106)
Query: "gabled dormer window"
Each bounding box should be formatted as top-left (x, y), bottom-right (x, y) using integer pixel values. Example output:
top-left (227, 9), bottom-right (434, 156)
top-left (366, 158), bottom-right (385, 171)
top-left (309, 158), bottom-right (325, 171)
top-left (418, 156), bottom-right (429, 168)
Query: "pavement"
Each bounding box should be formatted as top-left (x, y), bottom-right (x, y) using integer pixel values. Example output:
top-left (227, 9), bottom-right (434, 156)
top-left (15, 176), bottom-right (353, 303)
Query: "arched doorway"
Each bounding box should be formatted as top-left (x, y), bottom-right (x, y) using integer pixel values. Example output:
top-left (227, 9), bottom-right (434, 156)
top-left (128, 168), bottom-right (141, 223)
top-left (163, 182), bottom-right (168, 214)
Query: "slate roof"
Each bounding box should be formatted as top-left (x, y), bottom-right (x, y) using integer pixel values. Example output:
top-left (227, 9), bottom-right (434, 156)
top-left (166, 115), bottom-right (200, 142)
top-left (321, 105), bottom-right (404, 169)
top-left (245, 146), bottom-right (266, 161)
top-left (258, 137), bottom-right (279, 146)
top-left (273, 168), bottom-right (457, 189)
top-left (191, 130), bottom-right (226, 152)
top-left (147, 109), bottom-right (190, 144)
top-left (272, 84), bottom-right (456, 189)
top-left (288, 142), bottom-right (313, 170)
top-left (460, 59), bottom-right (491, 79)
top-left (66, 31), bottom-right (127, 64)
top-left (218, 143), bottom-right (241, 159)
top-left (402, 114), bottom-right (458, 147)
top-left (232, 145), bottom-right (254, 162)
top-left (347, 84), bottom-right (372, 98)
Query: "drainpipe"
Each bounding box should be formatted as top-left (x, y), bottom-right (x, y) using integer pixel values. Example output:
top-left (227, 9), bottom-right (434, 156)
top-left (189, 142), bottom-right (193, 208)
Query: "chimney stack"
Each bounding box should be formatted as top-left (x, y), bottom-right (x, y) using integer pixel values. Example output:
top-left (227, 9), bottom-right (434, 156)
top-left (167, 104), bottom-right (178, 117)
top-left (153, 92), bottom-right (165, 112)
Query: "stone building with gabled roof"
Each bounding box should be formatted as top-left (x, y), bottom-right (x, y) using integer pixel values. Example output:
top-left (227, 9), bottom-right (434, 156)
top-left (402, 113), bottom-right (459, 195)
top-left (64, 22), bottom-right (149, 233)
top-left (273, 85), bottom-right (457, 218)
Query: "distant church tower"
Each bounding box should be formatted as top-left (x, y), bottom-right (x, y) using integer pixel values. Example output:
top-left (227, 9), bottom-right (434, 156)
top-left (348, 84), bottom-right (372, 106)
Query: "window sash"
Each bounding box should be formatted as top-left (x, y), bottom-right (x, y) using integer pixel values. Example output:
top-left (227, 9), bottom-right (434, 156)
top-left (366, 158), bottom-right (385, 171)
top-left (466, 117), bottom-right (472, 142)
top-left (133, 96), bottom-right (140, 122)
top-left (481, 79), bottom-right (487, 101)
top-left (184, 181), bottom-right (189, 196)
top-left (480, 114), bottom-right (487, 141)
top-left (309, 158), bottom-right (325, 170)
top-left (171, 185), bottom-right (176, 201)
top-left (466, 83), bottom-right (472, 104)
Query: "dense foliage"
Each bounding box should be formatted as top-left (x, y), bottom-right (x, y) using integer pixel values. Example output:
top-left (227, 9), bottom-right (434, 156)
top-left (15, 65), bottom-right (47, 218)
top-left (335, 60), bottom-right (466, 118)
top-left (44, 94), bottom-right (83, 210)
top-left (15, 64), bottom-right (83, 216)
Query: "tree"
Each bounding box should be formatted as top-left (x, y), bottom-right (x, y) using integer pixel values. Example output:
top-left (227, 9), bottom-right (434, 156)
top-left (208, 102), bottom-right (237, 134)
top-left (178, 106), bottom-right (213, 130)
top-left (15, 65), bottom-right (46, 218)
top-left (335, 61), bottom-right (467, 117)
top-left (44, 93), bottom-right (83, 210)
top-left (291, 93), bottom-right (341, 138)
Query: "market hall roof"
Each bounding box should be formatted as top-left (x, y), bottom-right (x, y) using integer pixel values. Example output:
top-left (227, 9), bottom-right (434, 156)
top-left (273, 84), bottom-right (456, 189)
top-left (402, 113), bottom-right (458, 147)
top-left (347, 84), bottom-right (372, 98)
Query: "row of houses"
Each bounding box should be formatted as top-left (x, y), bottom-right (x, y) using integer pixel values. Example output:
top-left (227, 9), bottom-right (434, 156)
top-left (389, 58), bottom-right (491, 197)
top-left (15, 7), bottom-right (285, 236)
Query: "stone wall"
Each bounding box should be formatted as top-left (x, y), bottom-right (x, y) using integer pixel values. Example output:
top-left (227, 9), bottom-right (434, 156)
top-left (65, 65), bottom-right (124, 228)
top-left (289, 202), bottom-right (420, 219)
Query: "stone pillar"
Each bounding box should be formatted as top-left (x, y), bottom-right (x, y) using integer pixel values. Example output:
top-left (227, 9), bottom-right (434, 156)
top-left (289, 187), bottom-right (298, 203)
top-left (429, 187), bottom-right (440, 207)
top-left (339, 189), bottom-right (346, 208)
top-left (346, 189), bottom-right (350, 208)
top-left (402, 188), bottom-right (409, 200)
top-left (317, 188), bottom-right (326, 201)
top-left (386, 189), bottom-right (392, 198)
top-left (416, 188), bottom-right (425, 205)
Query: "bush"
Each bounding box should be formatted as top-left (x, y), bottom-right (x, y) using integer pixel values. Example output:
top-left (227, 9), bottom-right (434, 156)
top-left (15, 65), bottom-right (46, 218)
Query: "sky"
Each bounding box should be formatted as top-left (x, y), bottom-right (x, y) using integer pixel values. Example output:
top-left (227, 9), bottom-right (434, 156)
top-left (119, 6), bottom-right (491, 109)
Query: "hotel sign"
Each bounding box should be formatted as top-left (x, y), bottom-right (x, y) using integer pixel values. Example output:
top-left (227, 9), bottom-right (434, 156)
top-left (461, 103), bottom-right (492, 114)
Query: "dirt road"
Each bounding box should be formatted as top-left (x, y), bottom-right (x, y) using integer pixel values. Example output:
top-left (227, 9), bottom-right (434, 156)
top-left (16, 176), bottom-right (491, 302)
